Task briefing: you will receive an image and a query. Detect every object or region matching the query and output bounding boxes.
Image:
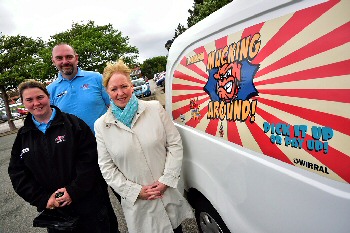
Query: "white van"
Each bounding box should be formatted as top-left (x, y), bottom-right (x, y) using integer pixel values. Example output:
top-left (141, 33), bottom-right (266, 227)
top-left (165, 0), bottom-right (350, 232)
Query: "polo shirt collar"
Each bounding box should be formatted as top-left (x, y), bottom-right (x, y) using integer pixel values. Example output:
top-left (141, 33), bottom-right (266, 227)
top-left (32, 108), bottom-right (57, 133)
top-left (57, 67), bottom-right (84, 83)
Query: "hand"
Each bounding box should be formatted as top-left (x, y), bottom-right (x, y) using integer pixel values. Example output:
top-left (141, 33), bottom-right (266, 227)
top-left (138, 185), bottom-right (160, 200)
top-left (147, 181), bottom-right (168, 200)
top-left (54, 187), bottom-right (72, 207)
top-left (46, 193), bottom-right (60, 209)
top-left (138, 181), bottom-right (168, 200)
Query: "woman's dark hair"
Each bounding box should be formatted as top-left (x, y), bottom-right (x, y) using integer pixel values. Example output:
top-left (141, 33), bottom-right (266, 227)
top-left (18, 79), bottom-right (50, 101)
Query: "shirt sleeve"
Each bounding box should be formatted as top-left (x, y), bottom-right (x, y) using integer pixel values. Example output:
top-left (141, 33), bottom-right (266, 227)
top-left (97, 73), bottom-right (110, 107)
top-left (102, 87), bottom-right (110, 107)
top-left (46, 83), bottom-right (56, 106)
top-left (157, 102), bottom-right (183, 188)
top-left (94, 119), bottom-right (142, 206)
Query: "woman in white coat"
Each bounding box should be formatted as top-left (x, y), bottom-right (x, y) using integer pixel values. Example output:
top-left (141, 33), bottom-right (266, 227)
top-left (94, 60), bottom-right (194, 233)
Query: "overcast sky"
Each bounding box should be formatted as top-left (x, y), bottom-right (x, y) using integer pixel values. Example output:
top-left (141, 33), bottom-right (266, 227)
top-left (0, 0), bottom-right (193, 63)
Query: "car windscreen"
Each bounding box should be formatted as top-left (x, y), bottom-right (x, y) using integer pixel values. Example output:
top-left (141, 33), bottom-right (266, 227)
top-left (132, 80), bottom-right (145, 86)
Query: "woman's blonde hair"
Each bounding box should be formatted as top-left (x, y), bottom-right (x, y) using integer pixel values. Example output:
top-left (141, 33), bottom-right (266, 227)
top-left (103, 60), bottom-right (131, 87)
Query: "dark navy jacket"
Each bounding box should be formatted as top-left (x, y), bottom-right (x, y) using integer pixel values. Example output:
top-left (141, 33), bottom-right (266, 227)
top-left (8, 106), bottom-right (106, 213)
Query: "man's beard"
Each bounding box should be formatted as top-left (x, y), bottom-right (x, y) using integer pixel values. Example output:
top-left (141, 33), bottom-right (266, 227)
top-left (61, 65), bottom-right (74, 75)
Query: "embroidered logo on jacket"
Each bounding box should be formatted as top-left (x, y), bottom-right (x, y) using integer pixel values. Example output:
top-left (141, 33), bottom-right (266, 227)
top-left (20, 148), bottom-right (29, 159)
top-left (55, 135), bottom-right (66, 144)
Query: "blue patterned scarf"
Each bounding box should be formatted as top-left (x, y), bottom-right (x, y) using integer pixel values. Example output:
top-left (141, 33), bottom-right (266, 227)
top-left (111, 94), bottom-right (139, 128)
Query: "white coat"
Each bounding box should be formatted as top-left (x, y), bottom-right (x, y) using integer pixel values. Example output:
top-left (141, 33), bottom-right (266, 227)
top-left (94, 100), bottom-right (194, 233)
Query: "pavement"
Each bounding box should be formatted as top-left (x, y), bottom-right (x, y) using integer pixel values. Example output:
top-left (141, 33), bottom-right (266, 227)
top-left (0, 119), bottom-right (23, 137)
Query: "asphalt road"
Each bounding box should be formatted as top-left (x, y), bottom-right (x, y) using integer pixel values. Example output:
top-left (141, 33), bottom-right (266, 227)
top-left (0, 80), bottom-right (199, 233)
top-left (0, 133), bottom-right (43, 233)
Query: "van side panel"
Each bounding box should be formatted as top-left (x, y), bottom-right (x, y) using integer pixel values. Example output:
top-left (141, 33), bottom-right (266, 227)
top-left (171, 0), bottom-right (350, 183)
top-left (166, 0), bottom-right (350, 232)
top-left (177, 123), bottom-right (350, 232)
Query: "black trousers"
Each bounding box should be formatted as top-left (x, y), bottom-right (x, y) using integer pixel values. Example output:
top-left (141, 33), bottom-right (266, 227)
top-left (110, 187), bottom-right (121, 202)
top-left (104, 187), bottom-right (120, 233)
top-left (174, 224), bottom-right (183, 233)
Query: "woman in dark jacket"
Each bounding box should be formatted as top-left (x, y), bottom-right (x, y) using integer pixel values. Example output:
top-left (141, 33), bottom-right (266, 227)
top-left (8, 80), bottom-right (118, 233)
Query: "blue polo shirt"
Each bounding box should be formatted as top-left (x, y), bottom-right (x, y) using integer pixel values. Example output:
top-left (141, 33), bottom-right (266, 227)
top-left (47, 68), bottom-right (110, 133)
top-left (32, 108), bottom-right (56, 133)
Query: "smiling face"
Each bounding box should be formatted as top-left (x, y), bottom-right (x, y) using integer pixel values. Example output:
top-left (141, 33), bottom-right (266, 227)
top-left (106, 72), bottom-right (134, 109)
top-left (22, 87), bottom-right (52, 122)
top-left (52, 44), bottom-right (79, 79)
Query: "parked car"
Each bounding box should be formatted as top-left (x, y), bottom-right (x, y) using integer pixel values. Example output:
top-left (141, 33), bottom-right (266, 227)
top-left (17, 107), bottom-right (28, 116)
top-left (1, 112), bottom-right (21, 121)
top-left (156, 72), bottom-right (166, 87)
top-left (153, 71), bottom-right (165, 82)
top-left (131, 75), bottom-right (140, 81)
top-left (131, 78), bottom-right (151, 98)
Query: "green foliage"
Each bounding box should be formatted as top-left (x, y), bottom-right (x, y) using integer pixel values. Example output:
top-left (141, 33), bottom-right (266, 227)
top-left (166, 0), bottom-right (232, 51)
top-left (0, 34), bottom-right (45, 90)
top-left (173, 23), bottom-right (187, 40)
top-left (187, 0), bottom-right (233, 27)
top-left (45, 20), bottom-right (139, 75)
top-left (0, 20), bottom-right (140, 129)
top-left (0, 34), bottom-right (45, 129)
top-left (0, 21), bottom-right (140, 93)
top-left (140, 56), bottom-right (167, 79)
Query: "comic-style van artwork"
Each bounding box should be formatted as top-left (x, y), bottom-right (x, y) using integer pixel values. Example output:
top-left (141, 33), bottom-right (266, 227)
top-left (166, 0), bottom-right (350, 232)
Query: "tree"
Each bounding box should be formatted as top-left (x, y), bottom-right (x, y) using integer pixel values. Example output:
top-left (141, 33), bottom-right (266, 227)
top-left (0, 34), bottom-right (44, 130)
top-left (43, 20), bottom-right (139, 76)
top-left (0, 21), bottom-right (140, 131)
top-left (173, 23), bottom-right (187, 40)
top-left (164, 23), bottom-right (187, 51)
top-left (141, 56), bottom-right (167, 79)
top-left (187, 0), bottom-right (233, 27)
top-left (187, 0), bottom-right (203, 28)
top-left (165, 40), bottom-right (173, 51)
top-left (165, 0), bottom-right (233, 50)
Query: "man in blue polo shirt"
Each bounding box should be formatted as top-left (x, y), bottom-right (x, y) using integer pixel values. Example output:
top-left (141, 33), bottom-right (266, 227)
top-left (47, 43), bottom-right (110, 133)
top-left (47, 43), bottom-right (120, 232)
